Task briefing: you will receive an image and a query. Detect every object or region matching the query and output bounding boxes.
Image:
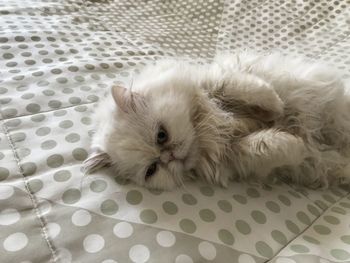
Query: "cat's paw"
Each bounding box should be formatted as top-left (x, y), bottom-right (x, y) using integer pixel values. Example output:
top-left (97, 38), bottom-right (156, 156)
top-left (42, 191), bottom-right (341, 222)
top-left (83, 148), bottom-right (112, 174)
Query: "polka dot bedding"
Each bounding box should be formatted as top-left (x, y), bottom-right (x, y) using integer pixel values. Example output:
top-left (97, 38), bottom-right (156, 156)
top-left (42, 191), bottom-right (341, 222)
top-left (0, 0), bottom-right (349, 262)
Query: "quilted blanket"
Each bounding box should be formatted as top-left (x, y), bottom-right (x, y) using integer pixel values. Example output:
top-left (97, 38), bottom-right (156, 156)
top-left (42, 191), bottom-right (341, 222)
top-left (1, 0), bottom-right (350, 262)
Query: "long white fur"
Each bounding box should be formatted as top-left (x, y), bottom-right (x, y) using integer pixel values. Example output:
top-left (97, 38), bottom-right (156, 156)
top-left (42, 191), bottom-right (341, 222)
top-left (85, 51), bottom-right (350, 190)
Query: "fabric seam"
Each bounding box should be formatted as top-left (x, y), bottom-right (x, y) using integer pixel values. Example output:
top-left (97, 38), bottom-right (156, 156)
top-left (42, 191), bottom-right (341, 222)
top-left (81, 0), bottom-right (171, 57)
top-left (265, 191), bottom-right (350, 262)
top-left (0, 111), bottom-right (59, 263)
top-left (214, 0), bottom-right (229, 54)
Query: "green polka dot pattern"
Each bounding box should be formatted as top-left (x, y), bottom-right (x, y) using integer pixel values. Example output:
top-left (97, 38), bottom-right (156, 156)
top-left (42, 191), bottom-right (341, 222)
top-left (270, 195), bottom-right (350, 262)
top-left (217, 0), bottom-right (350, 79)
top-left (0, 0), bottom-right (350, 263)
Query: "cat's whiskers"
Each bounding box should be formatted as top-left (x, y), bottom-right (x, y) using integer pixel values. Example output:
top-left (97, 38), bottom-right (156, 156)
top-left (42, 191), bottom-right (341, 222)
top-left (177, 175), bottom-right (191, 193)
top-left (172, 166), bottom-right (191, 193)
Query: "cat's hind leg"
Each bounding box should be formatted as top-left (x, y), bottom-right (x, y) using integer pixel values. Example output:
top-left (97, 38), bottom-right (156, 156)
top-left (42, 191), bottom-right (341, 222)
top-left (232, 129), bottom-right (309, 182)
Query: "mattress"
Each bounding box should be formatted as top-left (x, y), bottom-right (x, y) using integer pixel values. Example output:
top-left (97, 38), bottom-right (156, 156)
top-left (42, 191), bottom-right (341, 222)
top-left (0, 0), bottom-right (350, 262)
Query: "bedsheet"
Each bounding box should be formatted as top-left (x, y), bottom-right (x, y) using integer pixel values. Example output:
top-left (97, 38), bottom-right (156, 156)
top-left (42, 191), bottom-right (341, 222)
top-left (1, 0), bottom-right (350, 262)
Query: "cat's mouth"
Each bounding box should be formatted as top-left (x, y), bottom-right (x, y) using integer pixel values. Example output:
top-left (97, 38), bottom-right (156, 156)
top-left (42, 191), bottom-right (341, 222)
top-left (175, 141), bottom-right (198, 171)
top-left (182, 152), bottom-right (197, 171)
top-left (169, 140), bottom-right (197, 171)
top-left (167, 152), bottom-right (189, 166)
top-left (168, 154), bottom-right (187, 165)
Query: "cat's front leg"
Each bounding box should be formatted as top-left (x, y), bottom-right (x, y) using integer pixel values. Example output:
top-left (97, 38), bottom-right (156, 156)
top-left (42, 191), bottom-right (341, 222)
top-left (232, 129), bottom-right (308, 180)
top-left (216, 73), bottom-right (284, 121)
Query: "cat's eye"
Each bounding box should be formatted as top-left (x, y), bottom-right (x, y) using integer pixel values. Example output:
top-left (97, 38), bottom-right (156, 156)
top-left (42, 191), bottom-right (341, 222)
top-left (157, 126), bottom-right (168, 145)
top-left (145, 162), bottom-right (157, 179)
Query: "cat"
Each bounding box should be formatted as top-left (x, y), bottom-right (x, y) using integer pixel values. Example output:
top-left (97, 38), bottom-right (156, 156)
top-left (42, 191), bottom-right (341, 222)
top-left (84, 51), bottom-right (350, 190)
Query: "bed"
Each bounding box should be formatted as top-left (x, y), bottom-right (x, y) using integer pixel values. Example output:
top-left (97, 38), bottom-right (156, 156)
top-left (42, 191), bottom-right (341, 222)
top-left (1, 0), bottom-right (350, 262)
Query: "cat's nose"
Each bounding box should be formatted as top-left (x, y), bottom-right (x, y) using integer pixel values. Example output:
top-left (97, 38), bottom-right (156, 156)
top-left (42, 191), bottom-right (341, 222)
top-left (160, 151), bottom-right (175, 164)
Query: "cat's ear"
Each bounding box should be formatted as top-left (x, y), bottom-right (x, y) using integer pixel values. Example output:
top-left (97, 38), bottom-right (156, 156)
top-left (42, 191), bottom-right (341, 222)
top-left (111, 86), bottom-right (145, 113)
top-left (83, 148), bottom-right (112, 174)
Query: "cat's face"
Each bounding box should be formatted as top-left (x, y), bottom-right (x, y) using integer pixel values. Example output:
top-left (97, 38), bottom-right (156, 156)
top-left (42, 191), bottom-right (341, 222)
top-left (86, 76), bottom-right (200, 190)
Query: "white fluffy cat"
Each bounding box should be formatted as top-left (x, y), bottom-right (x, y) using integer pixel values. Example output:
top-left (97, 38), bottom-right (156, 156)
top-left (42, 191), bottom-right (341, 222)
top-left (84, 51), bottom-right (350, 190)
